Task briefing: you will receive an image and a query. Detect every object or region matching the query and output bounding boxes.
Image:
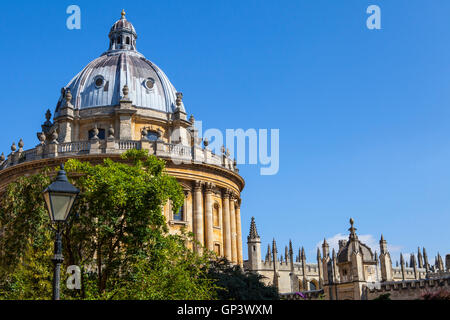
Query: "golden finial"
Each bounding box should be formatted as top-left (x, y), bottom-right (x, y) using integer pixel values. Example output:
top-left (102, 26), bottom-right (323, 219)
top-left (121, 9), bottom-right (126, 19)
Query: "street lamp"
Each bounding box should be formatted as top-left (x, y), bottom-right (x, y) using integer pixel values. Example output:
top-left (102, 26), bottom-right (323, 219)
top-left (43, 164), bottom-right (79, 300)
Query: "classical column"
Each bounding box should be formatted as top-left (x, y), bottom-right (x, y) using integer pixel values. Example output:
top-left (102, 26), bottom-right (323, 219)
top-left (222, 190), bottom-right (232, 261)
top-left (184, 189), bottom-right (193, 229)
top-left (193, 181), bottom-right (204, 253)
top-left (163, 200), bottom-right (170, 223)
top-left (235, 199), bottom-right (243, 266)
top-left (204, 183), bottom-right (214, 252)
top-left (229, 193), bottom-right (237, 263)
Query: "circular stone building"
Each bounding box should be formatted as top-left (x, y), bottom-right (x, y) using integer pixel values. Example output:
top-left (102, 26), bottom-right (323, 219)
top-left (0, 11), bottom-right (245, 266)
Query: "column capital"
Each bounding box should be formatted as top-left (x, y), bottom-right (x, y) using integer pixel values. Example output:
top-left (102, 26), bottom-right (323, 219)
top-left (204, 182), bottom-right (215, 193)
top-left (230, 191), bottom-right (239, 201)
top-left (193, 180), bottom-right (203, 191)
top-left (222, 189), bottom-right (232, 199)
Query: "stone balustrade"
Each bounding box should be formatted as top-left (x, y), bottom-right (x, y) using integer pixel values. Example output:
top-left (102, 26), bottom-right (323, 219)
top-left (0, 139), bottom-right (238, 173)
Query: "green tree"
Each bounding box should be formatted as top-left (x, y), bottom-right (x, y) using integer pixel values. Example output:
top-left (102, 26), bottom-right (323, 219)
top-left (207, 258), bottom-right (279, 300)
top-left (0, 150), bottom-right (216, 300)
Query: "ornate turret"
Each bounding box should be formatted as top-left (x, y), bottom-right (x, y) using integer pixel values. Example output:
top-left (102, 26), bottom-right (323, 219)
top-left (272, 238), bottom-right (279, 288)
top-left (437, 253), bottom-right (445, 271)
top-left (400, 253), bottom-right (406, 281)
top-left (288, 240), bottom-right (298, 292)
top-left (248, 216), bottom-right (260, 240)
top-left (107, 10), bottom-right (138, 52)
top-left (317, 247), bottom-right (323, 288)
top-left (301, 246), bottom-right (308, 290)
top-left (265, 244), bottom-right (271, 263)
top-left (423, 247), bottom-right (430, 272)
top-left (322, 238), bottom-right (330, 258)
top-left (288, 240), bottom-right (294, 267)
top-left (417, 247), bottom-right (423, 268)
top-left (247, 217), bottom-right (261, 271)
top-left (411, 254), bottom-right (418, 279)
top-left (379, 234), bottom-right (393, 281)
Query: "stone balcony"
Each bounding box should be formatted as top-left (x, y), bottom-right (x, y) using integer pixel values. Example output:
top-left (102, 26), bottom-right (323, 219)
top-left (0, 138), bottom-right (238, 173)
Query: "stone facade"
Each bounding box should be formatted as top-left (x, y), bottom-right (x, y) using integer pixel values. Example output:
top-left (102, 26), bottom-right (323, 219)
top-left (0, 12), bottom-right (245, 266)
top-left (245, 217), bottom-right (449, 300)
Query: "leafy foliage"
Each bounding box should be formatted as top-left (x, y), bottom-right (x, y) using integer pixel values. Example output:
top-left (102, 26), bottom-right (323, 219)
top-left (0, 150), bottom-right (214, 300)
top-left (373, 293), bottom-right (391, 300)
top-left (207, 258), bottom-right (279, 300)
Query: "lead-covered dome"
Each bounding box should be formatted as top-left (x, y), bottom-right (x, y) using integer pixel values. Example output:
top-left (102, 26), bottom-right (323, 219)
top-left (55, 10), bottom-right (185, 116)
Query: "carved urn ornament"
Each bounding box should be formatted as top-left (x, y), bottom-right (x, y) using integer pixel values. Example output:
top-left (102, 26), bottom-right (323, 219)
top-left (0, 152), bottom-right (4, 162)
top-left (65, 89), bottom-right (72, 103)
top-left (11, 142), bottom-right (17, 153)
top-left (157, 128), bottom-right (163, 140)
top-left (108, 124), bottom-right (115, 139)
top-left (37, 132), bottom-right (46, 145)
top-left (141, 127), bottom-right (148, 140)
top-left (42, 109), bottom-right (53, 134)
top-left (51, 131), bottom-right (59, 144)
top-left (176, 92), bottom-right (183, 106)
top-left (91, 126), bottom-right (99, 140)
top-left (122, 85), bottom-right (129, 99)
top-left (18, 139), bottom-right (24, 151)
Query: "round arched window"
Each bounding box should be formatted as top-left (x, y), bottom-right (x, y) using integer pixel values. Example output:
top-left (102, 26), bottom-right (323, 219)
top-left (146, 130), bottom-right (160, 141)
top-left (144, 78), bottom-right (155, 90)
top-left (94, 76), bottom-right (105, 88)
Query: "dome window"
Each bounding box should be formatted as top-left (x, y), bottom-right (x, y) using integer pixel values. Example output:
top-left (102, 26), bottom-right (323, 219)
top-left (94, 76), bottom-right (105, 88)
top-left (144, 78), bottom-right (155, 90)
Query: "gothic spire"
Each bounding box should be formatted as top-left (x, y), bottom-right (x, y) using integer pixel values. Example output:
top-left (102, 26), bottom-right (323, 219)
top-left (400, 253), bottom-right (406, 280)
top-left (248, 216), bottom-right (260, 240)
top-left (288, 240), bottom-right (293, 258)
top-left (285, 246), bottom-right (289, 264)
top-left (423, 247), bottom-right (430, 271)
top-left (266, 244), bottom-right (271, 263)
top-left (417, 247), bottom-right (423, 268)
top-left (272, 238), bottom-right (278, 262)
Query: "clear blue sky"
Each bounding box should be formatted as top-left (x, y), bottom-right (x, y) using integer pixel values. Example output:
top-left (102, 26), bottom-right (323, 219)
top-left (1, 0), bottom-right (449, 263)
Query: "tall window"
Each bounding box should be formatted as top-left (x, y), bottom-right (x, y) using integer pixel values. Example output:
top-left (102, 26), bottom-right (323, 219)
top-left (214, 244), bottom-right (221, 255)
top-left (173, 205), bottom-right (183, 221)
top-left (213, 203), bottom-right (220, 227)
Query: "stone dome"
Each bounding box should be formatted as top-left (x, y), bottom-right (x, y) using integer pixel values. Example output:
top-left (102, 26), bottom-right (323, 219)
top-left (337, 219), bottom-right (375, 263)
top-left (337, 241), bottom-right (375, 263)
top-left (55, 10), bottom-right (185, 116)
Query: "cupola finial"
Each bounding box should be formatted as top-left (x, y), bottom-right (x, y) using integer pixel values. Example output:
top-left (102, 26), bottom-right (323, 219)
top-left (121, 9), bottom-right (126, 19)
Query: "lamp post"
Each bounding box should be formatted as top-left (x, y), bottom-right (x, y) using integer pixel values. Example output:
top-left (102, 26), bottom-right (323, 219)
top-left (42, 164), bottom-right (79, 300)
